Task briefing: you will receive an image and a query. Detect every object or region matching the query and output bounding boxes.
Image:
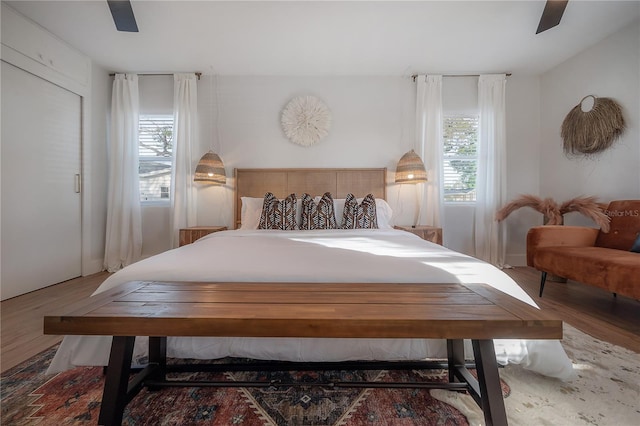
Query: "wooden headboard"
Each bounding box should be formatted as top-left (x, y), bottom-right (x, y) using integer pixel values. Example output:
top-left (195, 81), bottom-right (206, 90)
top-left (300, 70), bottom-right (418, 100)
top-left (234, 168), bottom-right (387, 229)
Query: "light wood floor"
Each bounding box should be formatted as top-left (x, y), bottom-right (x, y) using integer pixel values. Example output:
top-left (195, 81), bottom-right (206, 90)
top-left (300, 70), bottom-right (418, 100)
top-left (504, 267), bottom-right (639, 352)
top-left (1, 267), bottom-right (639, 374)
top-left (1, 272), bottom-right (108, 373)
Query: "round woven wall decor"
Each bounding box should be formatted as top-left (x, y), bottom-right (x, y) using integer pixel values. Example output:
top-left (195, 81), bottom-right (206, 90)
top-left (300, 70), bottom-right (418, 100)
top-left (281, 96), bottom-right (331, 147)
top-left (561, 95), bottom-right (625, 155)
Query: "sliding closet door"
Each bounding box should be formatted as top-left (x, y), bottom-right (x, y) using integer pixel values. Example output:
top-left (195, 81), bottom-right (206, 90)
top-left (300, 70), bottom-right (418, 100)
top-left (1, 61), bottom-right (82, 300)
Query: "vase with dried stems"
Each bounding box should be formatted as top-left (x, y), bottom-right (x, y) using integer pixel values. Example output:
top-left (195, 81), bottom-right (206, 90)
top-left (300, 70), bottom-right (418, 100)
top-left (495, 195), bottom-right (610, 231)
top-left (495, 195), bottom-right (610, 282)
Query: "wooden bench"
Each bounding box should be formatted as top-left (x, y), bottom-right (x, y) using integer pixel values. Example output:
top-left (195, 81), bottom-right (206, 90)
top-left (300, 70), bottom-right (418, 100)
top-left (44, 281), bottom-right (562, 426)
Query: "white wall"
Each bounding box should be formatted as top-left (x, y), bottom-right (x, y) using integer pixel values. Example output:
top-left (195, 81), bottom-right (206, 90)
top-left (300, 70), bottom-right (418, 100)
top-left (113, 19), bottom-right (640, 265)
top-left (195, 75), bottom-right (416, 229)
top-left (141, 75), bottom-right (418, 256)
top-left (503, 76), bottom-right (542, 265)
top-left (87, 62), bottom-right (110, 273)
top-left (540, 21), bottom-right (640, 221)
top-left (98, 17), bottom-right (640, 265)
top-left (136, 74), bottom-right (544, 260)
top-left (192, 75), bottom-right (541, 260)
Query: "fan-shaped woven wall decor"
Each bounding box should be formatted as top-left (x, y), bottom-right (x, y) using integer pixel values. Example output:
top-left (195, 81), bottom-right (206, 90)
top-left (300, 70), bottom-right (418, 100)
top-left (561, 95), bottom-right (625, 155)
top-left (281, 96), bottom-right (331, 147)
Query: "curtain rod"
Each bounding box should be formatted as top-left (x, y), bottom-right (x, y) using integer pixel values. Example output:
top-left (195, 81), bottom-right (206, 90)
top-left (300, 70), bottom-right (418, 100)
top-left (411, 73), bottom-right (512, 81)
top-left (109, 72), bottom-right (202, 80)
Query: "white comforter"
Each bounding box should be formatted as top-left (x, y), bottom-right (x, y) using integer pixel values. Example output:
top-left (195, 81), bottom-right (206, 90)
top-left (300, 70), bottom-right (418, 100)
top-left (48, 229), bottom-right (574, 380)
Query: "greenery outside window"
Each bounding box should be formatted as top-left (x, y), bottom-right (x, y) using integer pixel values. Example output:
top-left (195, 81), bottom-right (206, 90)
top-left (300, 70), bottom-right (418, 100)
top-left (443, 115), bottom-right (478, 202)
top-left (139, 115), bottom-right (173, 202)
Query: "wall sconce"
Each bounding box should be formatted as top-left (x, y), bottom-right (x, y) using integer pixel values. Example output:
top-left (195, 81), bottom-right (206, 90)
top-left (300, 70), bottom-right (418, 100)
top-left (194, 150), bottom-right (226, 185)
top-left (395, 149), bottom-right (427, 183)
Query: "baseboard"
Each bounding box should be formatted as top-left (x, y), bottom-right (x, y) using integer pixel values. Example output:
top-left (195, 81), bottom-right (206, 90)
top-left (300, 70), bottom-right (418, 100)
top-left (82, 254), bottom-right (161, 276)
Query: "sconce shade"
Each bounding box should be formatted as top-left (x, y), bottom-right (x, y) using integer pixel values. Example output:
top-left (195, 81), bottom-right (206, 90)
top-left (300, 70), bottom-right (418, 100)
top-left (194, 151), bottom-right (226, 184)
top-left (395, 149), bottom-right (427, 183)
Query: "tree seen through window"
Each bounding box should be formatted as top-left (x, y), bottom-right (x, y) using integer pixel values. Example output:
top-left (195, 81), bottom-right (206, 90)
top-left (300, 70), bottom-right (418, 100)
top-left (139, 116), bottom-right (174, 202)
top-left (443, 116), bottom-right (478, 202)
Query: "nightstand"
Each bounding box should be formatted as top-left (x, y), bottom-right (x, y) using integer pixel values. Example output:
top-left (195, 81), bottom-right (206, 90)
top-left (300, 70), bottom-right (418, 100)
top-left (179, 226), bottom-right (227, 246)
top-left (394, 225), bottom-right (443, 245)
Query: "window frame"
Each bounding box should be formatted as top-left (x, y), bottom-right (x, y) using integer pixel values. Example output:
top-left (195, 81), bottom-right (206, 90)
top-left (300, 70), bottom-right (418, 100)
top-left (138, 114), bottom-right (174, 204)
top-left (442, 114), bottom-right (479, 204)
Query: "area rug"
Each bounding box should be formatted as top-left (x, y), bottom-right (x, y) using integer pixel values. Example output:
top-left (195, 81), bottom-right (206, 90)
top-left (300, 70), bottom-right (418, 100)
top-left (432, 324), bottom-right (640, 426)
top-left (1, 355), bottom-right (489, 426)
top-left (1, 324), bottom-right (638, 425)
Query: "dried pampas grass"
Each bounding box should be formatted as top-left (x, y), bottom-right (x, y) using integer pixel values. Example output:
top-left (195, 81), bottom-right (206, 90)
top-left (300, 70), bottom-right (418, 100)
top-left (495, 195), bottom-right (562, 225)
top-left (559, 196), bottom-right (610, 232)
top-left (561, 95), bottom-right (625, 156)
top-left (496, 194), bottom-right (610, 232)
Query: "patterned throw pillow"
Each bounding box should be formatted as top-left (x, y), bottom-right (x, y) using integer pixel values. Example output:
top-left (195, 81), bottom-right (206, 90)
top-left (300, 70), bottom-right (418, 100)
top-left (341, 193), bottom-right (378, 229)
top-left (258, 192), bottom-right (298, 230)
top-left (300, 192), bottom-right (338, 230)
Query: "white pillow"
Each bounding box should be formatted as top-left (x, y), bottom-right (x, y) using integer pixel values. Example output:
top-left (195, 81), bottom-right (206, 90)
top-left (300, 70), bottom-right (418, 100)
top-left (314, 196), bottom-right (394, 229)
top-left (240, 197), bottom-right (264, 230)
top-left (240, 196), bottom-right (304, 229)
top-left (374, 198), bottom-right (394, 229)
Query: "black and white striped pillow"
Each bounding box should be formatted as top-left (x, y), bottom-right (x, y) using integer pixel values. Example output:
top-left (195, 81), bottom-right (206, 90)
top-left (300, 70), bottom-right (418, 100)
top-left (258, 192), bottom-right (298, 230)
top-left (300, 192), bottom-right (337, 230)
top-left (341, 193), bottom-right (378, 229)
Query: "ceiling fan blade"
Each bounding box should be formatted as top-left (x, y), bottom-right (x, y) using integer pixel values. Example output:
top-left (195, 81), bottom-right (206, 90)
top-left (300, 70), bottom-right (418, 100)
top-left (107, 0), bottom-right (139, 32)
top-left (536, 0), bottom-right (569, 34)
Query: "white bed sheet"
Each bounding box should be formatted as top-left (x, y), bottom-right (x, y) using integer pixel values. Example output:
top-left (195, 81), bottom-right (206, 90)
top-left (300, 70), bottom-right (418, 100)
top-left (48, 229), bottom-right (574, 380)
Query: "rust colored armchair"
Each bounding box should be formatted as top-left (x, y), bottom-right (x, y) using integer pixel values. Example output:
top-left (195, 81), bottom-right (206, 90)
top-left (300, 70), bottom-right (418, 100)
top-left (527, 200), bottom-right (640, 299)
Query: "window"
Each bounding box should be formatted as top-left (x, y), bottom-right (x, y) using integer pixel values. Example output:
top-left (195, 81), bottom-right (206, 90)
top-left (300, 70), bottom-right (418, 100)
top-left (139, 115), bottom-right (173, 202)
top-left (443, 115), bottom-right (478, 202)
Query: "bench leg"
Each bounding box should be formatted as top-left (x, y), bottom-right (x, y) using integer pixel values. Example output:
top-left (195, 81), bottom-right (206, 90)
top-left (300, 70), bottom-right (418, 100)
top-left (472, 339), bottom-right (508, 426)
top-left (447, 339), bottom-right (465, 383)
top-left (98, 336), bottom-right (135, 426)
top-left (539, 271), bottom-right (547, 297)
top-left (147, 337), bottom-right (167, 390)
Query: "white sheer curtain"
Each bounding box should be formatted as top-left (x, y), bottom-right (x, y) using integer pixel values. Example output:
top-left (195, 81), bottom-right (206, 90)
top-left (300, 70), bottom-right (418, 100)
top-left (415, 75), bottom-right (444, 227)
top-left (170, 73), bottom-right (198, 248)
top-left (475, 74), bottom-right (507, 266)
top-left (104, 74), bottom-right (142, 272)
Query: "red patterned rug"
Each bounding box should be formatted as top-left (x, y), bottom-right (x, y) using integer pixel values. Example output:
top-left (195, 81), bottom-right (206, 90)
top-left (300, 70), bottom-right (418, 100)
top-left (1, 345), bottom-right (509, 425)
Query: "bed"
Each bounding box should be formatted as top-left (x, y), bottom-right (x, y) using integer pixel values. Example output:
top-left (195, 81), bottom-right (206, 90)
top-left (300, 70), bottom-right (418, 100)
top-left (47, 168), bottom-right (573, 380)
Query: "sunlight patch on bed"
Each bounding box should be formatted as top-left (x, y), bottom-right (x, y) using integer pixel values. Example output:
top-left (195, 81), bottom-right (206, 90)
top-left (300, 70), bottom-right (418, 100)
top-left (288, 235), bottom-right (536, 306)
top-left (419, 259), bottom-right (538, 307)
top-left (289, 236), bottom-right (445, 258)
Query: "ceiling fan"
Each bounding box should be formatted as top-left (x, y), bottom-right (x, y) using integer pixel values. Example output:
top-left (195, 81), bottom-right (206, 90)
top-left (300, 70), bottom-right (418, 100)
top-left (107, 0), bottom-right (139, 32)
top-left (536, 0), bottom-right (569, 34)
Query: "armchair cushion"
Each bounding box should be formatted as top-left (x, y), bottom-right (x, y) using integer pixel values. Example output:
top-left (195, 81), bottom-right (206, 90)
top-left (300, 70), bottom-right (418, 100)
top-left (526, 226), bottom-right (599, 267)
top-left (532, 247), bottom-right (640, 298)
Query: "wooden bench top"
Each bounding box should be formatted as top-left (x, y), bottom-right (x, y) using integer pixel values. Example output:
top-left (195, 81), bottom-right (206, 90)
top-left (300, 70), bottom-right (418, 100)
top-left (44, 281), bottom-right (562, 340)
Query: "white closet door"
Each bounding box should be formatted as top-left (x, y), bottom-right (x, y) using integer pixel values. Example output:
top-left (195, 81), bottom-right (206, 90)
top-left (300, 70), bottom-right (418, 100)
top-left (1, 61), bottom-right (82, 300)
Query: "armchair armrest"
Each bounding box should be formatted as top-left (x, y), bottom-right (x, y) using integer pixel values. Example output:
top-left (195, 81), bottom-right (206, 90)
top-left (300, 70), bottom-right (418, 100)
top-left (526, 226), bottom-right (599, 267)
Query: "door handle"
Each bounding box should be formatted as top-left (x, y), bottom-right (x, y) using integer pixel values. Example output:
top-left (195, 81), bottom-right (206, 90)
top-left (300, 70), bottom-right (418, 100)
top-left (75, 174), bottom-right (81, 193)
